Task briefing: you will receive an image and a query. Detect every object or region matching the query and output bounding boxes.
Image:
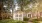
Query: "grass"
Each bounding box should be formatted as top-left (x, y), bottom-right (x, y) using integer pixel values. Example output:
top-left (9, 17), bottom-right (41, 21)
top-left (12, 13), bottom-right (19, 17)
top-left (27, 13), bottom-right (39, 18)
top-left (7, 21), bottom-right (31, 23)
top-left (0, 19), bottom-right (42, 23)
top-left (0, 19), bottom-right (14, 23)
top-left (0, 19), bottom-right (27, 23)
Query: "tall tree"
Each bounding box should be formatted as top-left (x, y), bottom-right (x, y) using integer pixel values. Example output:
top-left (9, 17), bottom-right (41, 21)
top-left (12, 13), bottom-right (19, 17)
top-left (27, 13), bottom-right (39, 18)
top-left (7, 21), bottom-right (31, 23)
top-left (16, 0), bottom-right (37, 12)
top-left (17, 0), bottom-right (30, 11)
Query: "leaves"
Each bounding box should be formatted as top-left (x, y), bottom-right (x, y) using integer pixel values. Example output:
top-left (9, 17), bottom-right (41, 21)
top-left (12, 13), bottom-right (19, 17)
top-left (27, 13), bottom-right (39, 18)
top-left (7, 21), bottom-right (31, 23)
top-left (17, 0), bottom-right (37, 12)
top-left (17, 0), bottom-right (30, 7)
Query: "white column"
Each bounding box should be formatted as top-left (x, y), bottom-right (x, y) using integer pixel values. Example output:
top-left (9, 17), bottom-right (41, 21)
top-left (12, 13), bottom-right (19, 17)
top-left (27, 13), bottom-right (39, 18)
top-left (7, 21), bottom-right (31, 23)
top-left (22, 12), bottom-right (23, 21)
top-left (31, 14), bottom-right (32, 18)
top-left (27, 13), bottom-right (28, 18)
top-left (13, 13), bottom-right (15, 20)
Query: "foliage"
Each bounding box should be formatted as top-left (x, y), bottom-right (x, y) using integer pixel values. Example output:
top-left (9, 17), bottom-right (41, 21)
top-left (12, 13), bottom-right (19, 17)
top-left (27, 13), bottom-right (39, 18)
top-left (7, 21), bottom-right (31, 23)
top-left (23, 17), bottom-right (29, 21)
top-left (17, 0), bottom-right (30, 6)
top-left (0, 19), bottom-right (27, 23)
top-left (17, 0), bottom-right (30, 11)
top-left (22, 21), bottom-right (27, 23)
top-left (16, 0), bottom-right (38, 12)
top-left (32, 19), bottom-right (38, 23)
top-left (33, 21), bottom-right (38, 23)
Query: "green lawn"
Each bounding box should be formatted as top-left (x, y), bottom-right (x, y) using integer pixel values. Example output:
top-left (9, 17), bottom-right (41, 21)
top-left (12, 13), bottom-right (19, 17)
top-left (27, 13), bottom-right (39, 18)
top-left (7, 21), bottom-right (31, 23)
top-left (0, 19), bottom-right (41, 23)
top-left (0, 19), bottom-right (27, 23)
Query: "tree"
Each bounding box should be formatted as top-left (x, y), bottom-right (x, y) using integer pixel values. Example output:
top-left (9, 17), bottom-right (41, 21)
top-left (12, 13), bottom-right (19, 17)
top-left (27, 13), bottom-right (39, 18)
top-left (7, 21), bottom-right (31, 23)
top-left (16, 0), bottom-right (37, 12)
top-left (1, 0), bottom-right (14, 19)
top-left (17, 0), bottom-right (30, 11)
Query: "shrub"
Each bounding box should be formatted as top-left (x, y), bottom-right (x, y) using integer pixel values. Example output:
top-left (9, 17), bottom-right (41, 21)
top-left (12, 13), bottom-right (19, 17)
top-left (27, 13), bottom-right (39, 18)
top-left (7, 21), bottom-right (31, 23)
top-left (33, 21), bottom-right (38, 23)
top-left (23, 17), bottom-right (29, 21)
top-left (32, 19), bottom-right (38, 23)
